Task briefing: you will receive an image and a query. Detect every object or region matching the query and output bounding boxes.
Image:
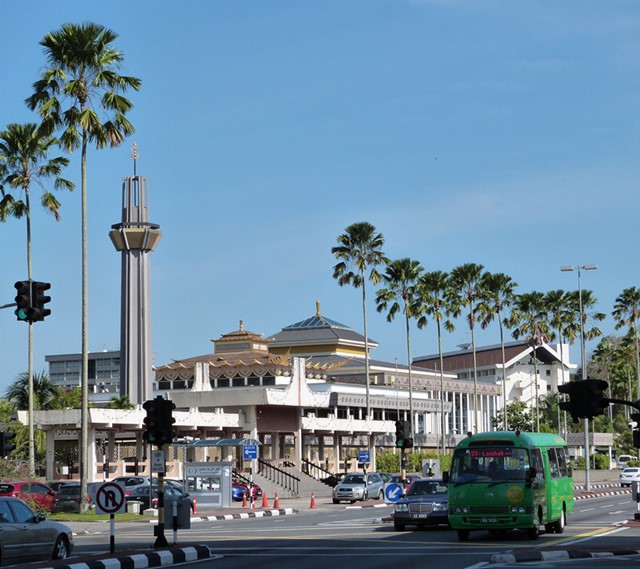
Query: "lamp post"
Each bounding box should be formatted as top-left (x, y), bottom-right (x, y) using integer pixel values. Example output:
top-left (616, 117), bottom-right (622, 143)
top-left (561, 263), bottom-right (597, 491)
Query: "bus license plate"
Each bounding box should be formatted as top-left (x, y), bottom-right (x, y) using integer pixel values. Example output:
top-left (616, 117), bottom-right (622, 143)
top-left (481, 517), bottom-right (498, 523)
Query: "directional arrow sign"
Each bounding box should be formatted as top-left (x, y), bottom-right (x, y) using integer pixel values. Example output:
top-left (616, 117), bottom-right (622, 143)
top-left (385, 483), bottom-right (403, 503)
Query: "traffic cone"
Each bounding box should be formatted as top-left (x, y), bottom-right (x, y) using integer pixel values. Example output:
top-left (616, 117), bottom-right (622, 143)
top-left (242, 493), bottom-right (247, 508)
top-left (192, 496), bottom-right (198, 515)
top-left (262, 492), bottom-right (269, 509)
top-left (273, 492), bottom-right (280, 509)
top-left (309, 493), bottom-right (316, 509)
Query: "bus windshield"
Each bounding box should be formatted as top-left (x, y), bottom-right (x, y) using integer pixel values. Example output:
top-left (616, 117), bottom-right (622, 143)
top-left (450, 446), bottom-right (531, 484)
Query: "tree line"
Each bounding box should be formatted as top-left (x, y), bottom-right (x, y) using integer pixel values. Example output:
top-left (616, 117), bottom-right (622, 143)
top-left (332, 221), bottom-right (640, 452)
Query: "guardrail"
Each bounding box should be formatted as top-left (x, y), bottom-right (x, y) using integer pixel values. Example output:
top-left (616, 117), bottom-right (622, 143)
top-left (257, 458), bottom-right (300, 496)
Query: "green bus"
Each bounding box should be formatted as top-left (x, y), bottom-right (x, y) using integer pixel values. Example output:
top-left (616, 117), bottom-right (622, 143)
top-left (444, 431), bottom-right (574, 541)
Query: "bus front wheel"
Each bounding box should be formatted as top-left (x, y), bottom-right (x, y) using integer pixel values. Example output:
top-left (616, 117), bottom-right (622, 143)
top-left (457, 529), bottom-right (470, 541)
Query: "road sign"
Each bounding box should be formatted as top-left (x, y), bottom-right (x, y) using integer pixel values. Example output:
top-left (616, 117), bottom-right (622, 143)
top-left (95, 481), bottom-right (126, 514)
top-left (151, 449), bottom-right (166, 473)
top-left (243, 444), bottom-right (258, 460)
top-left (385, 483), bottom-right (403, 503)
top-left (358, 450), bottom-right (370, 464)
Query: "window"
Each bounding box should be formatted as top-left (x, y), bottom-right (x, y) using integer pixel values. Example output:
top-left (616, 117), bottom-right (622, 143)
top-left (10, 500), bottom-right (36, 523)
top-left (0, 501), bottom-right (12, 523)
top-left (548, 448), bottom-right (561, 478)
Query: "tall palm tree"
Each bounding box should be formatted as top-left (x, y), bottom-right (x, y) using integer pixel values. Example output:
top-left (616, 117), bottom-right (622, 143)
top-left (510, 291), bottom-right (550, 432)
top-left (544, 289), bottom-right (572, 436)
top-left (376, 258), bottom-right (424, 435)
top-left (0, 123), bottom-right (73, 476)
top-left (414, 271), bottom-right (454, 452)
top-left (479, 272), bottom-right (518, 431)
top-left (27, 22), bottom-right (141, 510)
top-left (447, 263), bottom-right (487, 433)
top-left (612, 287), bottom-right (640, 398)
top-left (106, 395), bottom-right (134, 409)
top-left (332, 222), bottom-right (388, 418)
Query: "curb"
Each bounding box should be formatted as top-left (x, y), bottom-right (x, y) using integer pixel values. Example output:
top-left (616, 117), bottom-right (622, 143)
top-left (37, 544), bottom-right (212, 569)
top-left (194, 507), bottom-right (298, 521)
top-left (491, 549), bottom-right (640, 564)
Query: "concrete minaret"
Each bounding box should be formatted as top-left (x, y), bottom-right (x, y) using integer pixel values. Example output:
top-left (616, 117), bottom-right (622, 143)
top-left (109, 144), bottom-right (162, 404)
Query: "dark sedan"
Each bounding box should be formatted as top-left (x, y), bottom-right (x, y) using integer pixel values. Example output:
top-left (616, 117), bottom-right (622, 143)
top-left (392, 479), bottom-right (450, 531)
top-left (125, 484), bottom-right (194, 512)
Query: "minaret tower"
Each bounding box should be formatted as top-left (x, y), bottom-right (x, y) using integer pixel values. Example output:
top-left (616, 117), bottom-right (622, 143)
top-left (109, 144), bottom-right (162, 404)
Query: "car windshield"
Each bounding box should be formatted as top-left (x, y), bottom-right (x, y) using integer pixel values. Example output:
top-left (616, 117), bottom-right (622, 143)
top-left (342, 475), bottom-right (365, 484)
top-left (407, 481), bottom-right (447, 496)
top-left (58, 486), bottom-right (80, 496)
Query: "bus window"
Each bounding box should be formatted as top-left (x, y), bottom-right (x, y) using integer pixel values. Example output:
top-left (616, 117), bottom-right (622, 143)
top-left (531, 448), bottom-right (545, 480)
top-left (556, 447), bottom-right (569, 477)
top-left (548, 448), bottom-right (560, 478)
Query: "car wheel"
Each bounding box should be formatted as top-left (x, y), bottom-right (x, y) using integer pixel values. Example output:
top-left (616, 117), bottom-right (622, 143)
top-left (52, 536), bottom-right (69, 560)
top-left (332, 499), bottom-right (340, 504)
top-left (457, 529), bottom-right (470, 541)
top-left (377, 490), bottom-right (384, 500)
top-left (552, 508), bottom-right (566, 534)
top-left (394, 522), bottom-right (405, 532)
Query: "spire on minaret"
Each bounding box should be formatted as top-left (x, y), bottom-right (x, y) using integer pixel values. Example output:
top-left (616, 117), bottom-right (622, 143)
top-left (131, 143), bottom-right (138, 176)
top-left (316, 300), bottom-right (321, 316)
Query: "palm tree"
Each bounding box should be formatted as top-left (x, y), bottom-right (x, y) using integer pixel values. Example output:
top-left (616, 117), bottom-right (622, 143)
top-left (544, 289), bottom-right (572, 436)
top-left (332, 222), bottom-right (388, 418)
top-left (26, 22), bottom-right (141, 510)
top-left (612, 287), bottom-right (640, 398)
top-left (414, 271), bottom-right (455, 453)
top-left (0, 123), bottom-right (73, 476)
top-left (106, 395), bottom-right (134, 409)
top-left (376, 258), bottom-right (424, 435)
top-left (510, 291), bottom-right (550, 432)
top-left (479, 272), bottom-right (518, 431)
top-left (447, 263), bottom-right (487, 433)
top-left (5, 371), bottom-right (61, 411)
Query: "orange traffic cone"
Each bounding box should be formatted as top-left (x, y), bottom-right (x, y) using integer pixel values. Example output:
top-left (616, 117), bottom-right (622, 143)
top-left (262, 493), bottom-right (269, 509)
top-left (242, 493), bottom-right (247, 508)
top-left (309, 493), bottom-right (316, 509)
top-left (192, 496), bottom-right (198, 515)
top-left (273, 492), bottom-right (280, 509)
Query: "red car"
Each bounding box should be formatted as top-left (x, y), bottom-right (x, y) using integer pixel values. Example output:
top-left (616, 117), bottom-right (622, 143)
top-left (0, 481), bottom-right (57, 510)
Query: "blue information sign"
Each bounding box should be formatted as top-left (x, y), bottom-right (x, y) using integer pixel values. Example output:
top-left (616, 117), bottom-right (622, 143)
top-left (243, 444), bottom-right (258, 460)
top-left (358, 450), bottom-right (370, 464)
top-left (385, 483), bottom-right (403, 503)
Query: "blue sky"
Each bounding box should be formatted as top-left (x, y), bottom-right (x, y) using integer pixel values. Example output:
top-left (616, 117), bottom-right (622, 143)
top-left (1, 1), bottom-right (638, 393)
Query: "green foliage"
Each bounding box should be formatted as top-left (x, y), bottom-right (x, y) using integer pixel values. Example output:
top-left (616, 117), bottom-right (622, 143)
top-left (573, 454), bottom-right (610, 470)
top-left (376, 450), bottom-right (452, 474)
top-left (491, 400), bottom-right (533, 432)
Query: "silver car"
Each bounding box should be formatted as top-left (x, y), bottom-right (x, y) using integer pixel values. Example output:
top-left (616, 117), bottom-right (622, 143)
top-left (332, 472), bottom-right (385, 503)
top-left (0, 497), bottom-right (73, 564)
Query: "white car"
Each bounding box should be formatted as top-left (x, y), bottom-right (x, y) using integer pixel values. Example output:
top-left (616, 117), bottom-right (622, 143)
top-left (619, 467), bottom-right (640, 487)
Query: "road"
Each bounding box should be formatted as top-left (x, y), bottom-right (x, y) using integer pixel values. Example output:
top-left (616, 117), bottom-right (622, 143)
top-left (44, 491), bottom-right (640, 569)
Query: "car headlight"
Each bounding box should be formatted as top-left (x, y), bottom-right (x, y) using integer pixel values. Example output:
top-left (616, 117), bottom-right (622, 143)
top-left (509, 505), bottom-right (527, 513)
top-left (395, 503), bottom-right (409, 512)
top-left (432, 503), bottom-right (447, 512)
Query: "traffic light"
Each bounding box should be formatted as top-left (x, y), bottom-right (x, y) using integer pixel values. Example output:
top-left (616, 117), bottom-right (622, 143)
top-left (29, 281), bottom-right (51, 321)
top-left (0, 431), bottom-right (16, 457)
top-left (558, 379), bottom-right (609, 422)
top-left (14, 280), bottom-right (31, 322)
top-left (395, 420), bottom-right (411, 449)
top-left (143, 396), bottom-right (176, 447)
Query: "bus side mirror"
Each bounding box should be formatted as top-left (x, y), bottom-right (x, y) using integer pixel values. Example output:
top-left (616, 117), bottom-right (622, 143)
top-left (526, 467), bottom-right (536, 483)
top-left (442, 471), bottom-right (449, 484)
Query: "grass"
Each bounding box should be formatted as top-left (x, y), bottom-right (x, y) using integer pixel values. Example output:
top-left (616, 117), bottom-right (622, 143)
top-left (47, 510), bottom-right (150, 522)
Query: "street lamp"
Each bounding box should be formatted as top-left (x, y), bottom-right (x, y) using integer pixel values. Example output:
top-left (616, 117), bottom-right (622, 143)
top-left (561, 263), bottom-right (598, 491)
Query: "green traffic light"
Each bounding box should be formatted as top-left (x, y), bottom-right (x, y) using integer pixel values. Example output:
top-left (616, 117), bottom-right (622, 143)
top-left (15, 308), bottom-right (28, 321)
